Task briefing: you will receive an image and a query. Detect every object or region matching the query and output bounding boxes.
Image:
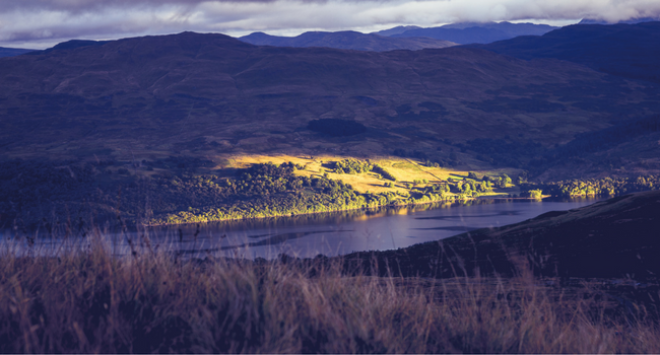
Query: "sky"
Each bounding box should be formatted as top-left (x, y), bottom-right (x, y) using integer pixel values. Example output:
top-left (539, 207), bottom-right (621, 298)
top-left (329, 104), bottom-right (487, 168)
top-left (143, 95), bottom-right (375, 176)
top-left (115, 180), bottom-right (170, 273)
top-left (1, 0), bottom-right (659, 49)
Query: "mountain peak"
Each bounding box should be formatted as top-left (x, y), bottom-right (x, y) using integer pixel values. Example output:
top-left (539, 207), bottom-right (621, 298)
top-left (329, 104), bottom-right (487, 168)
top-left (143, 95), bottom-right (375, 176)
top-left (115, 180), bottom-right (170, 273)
top-left (372, 25), bottom-right (422, 37)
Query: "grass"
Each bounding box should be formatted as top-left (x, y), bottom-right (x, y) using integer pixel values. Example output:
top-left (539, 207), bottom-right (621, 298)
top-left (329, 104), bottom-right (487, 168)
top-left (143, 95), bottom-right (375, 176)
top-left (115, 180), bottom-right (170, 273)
top-left (1, 232), bottom-right (660, 353)
top-left (227, 154), bottom-right (522, 195)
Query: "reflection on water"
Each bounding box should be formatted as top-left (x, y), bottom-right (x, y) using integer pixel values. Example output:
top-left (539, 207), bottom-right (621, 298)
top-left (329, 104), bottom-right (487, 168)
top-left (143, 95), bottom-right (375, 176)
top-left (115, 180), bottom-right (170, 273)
top-left (5, 198), bottom-right (601, 259)
top-left (413, 226), bottom-right (480, 231)
top-left (159, 199), bottom-right (500, 236)
top-left (222, 230), bottom-right (354, 250)
top-left (414, 210), bottom-right (523, 220)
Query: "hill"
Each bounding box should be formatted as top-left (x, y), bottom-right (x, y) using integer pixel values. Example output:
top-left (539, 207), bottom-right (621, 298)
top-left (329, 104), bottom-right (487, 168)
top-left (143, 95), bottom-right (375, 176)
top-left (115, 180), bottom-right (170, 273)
top-left (344, 190), bottom-right (660, 279)
top-left (474, 21), bottom-right (660, 84)
top-left (465, 21), bottom-right (660, 178)
top-left (386, 21), bottom-right (557, 44)
top-left (239, 31), bottom-right (456, 51)
top-left (0, 31), bottom-right (656, 171)
top-left (1, 30), bottom-right (660, 227)
top-left (0, 47), bottom-right (35, 58)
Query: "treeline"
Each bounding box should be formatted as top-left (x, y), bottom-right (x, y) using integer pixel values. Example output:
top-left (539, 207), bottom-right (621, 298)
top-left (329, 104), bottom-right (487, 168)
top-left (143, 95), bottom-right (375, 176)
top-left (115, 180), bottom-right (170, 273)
top-left (372, 165), bottom-right (397, 182)
top-left (0, 157), bottom-right (507, 229)
top-left (159, 162), bottom-right (370, 224)
top-left (0, 159), bottom-right (110, 231)
top-left (144, 162), bottom-right (499, 225)
top-left (521, 175), bottom-right (660, 197)
top-left (323, 159), bottom-right (397, 182)
top-left (8, 155), bottom-right (660, 230)
top-left (0, 157), bottom-right (228, 230)
top-left (0, 159), bottom-right (401, 228)
top-left (324, 159), bottom-right (372, 174)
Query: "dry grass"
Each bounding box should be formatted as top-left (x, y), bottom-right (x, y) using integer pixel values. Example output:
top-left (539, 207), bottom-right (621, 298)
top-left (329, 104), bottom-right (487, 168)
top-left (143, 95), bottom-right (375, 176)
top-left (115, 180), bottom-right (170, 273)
top-left (1, 233), bottom-right (659, 353)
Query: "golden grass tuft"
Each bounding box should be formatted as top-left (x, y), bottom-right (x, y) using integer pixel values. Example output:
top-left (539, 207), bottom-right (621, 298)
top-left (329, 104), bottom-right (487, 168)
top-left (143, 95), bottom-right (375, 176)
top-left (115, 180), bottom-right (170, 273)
top-left (1, 232), bottom-right (659, 353)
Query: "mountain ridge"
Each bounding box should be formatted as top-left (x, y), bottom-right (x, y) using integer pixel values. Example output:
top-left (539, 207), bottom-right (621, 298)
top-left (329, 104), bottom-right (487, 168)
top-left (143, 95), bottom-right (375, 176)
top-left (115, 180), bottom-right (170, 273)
top-left (385, 21), bottom-right (557, 44)
top-left (239, 30), bottom-right (456, 51)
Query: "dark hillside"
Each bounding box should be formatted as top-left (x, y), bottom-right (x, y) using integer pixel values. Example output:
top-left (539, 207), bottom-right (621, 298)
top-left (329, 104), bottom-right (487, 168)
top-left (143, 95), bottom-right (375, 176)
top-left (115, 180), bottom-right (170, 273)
top-left (533, 115), bottom-right (660, 179)
top-left (475, 22), bottom-right (660, 84)
top-left (0, 30), bottom-right (657, 175)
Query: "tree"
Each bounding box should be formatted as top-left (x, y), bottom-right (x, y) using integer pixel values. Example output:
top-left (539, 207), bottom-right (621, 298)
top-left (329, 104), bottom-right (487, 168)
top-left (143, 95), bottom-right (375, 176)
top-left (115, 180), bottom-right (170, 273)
top-left (501, 174), bottom-right (512, 187)
top-left (528, 189), bottom-right (543, 199)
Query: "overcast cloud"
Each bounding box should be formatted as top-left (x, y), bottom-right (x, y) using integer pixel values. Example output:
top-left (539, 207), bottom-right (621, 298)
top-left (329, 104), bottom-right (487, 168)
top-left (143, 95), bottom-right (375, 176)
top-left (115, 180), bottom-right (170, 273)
top-left (1, 0), bottom-right (659, 49)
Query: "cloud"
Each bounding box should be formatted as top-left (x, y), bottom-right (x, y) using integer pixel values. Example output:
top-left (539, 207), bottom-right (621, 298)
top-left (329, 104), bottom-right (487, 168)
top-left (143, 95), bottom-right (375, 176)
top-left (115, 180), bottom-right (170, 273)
top-left (1, 0), bottom-right (659, 49)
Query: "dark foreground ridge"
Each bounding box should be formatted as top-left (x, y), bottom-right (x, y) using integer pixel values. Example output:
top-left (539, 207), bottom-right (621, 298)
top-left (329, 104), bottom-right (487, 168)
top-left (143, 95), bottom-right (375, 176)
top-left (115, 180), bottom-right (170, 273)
top-left (333, 190), bottom-right (660, 280)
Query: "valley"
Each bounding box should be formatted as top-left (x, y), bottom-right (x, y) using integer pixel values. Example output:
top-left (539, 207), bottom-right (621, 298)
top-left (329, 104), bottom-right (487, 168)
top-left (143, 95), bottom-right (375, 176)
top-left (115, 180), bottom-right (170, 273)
top-left (2, 13), bottom-right (660, 353)
top-left (2, 23), bottom-right (660, 229)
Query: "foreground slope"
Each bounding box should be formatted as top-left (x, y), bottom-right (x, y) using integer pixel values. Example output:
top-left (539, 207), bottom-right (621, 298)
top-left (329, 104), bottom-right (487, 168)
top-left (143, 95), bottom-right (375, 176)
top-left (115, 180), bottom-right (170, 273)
top-left (348, 191), bottom-right (660, 279)
top-left (239, 31), bottom-right (456, 51)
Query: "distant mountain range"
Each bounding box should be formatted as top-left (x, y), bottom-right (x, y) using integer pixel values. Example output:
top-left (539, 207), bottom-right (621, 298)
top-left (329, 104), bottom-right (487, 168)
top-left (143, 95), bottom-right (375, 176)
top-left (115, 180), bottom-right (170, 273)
top-left (3, 18), bottom-right (657, 61)
top-left (239, 22), bottom-right (557, 52)
top-left (371, 26), bottom-right (422, 37)
top-left (377, 21), bottom-right (558, 44)
top-left (4, 19), bottom-right (647, 61)
top-left (475, 21), bottom-right (660, 84)
top-left (239, 31), bottom-right (456, 52)
top-left (0, 47), bottom-right (35, 58)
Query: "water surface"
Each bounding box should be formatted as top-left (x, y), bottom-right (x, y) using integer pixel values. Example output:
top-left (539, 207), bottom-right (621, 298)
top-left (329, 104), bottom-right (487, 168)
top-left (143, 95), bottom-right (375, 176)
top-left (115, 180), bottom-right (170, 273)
top-left (148, 198), bottom-right (599, 259)
top-left (6, 199), bottom-right (600, 259)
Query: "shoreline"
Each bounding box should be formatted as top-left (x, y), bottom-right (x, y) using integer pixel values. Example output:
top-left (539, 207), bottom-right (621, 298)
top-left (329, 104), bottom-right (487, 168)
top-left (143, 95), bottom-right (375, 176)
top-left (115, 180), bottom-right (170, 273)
top-left (143, 193), bottom-right (590, 228)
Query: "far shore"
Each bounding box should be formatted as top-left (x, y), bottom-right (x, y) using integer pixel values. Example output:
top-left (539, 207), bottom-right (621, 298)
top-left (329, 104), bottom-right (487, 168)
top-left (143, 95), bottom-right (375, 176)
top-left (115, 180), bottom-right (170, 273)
top-left (144, 193), bottom-right (595, 228)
